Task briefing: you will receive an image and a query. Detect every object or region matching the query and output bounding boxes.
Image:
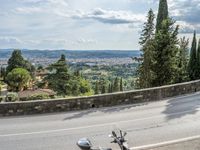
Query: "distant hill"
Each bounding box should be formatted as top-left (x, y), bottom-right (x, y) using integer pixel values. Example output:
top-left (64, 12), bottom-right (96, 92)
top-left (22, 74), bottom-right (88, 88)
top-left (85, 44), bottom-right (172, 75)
top-left (0, 49), bottom-right (141, 59)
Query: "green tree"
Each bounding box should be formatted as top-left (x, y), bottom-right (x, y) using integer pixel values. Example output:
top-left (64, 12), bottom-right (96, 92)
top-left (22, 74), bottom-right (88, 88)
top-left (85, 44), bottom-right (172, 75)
top-left (137, 9), bottom-right (155, 88)
top-left (101, 84), bottom-right (106, 94)
top-left (188, 31), bottom-right (198, 80)
top-left (45, 54), bottom-right (70, 96)
top-left (6, 68), bottom-right (31, 92)
top-left (113, 77), bottom-right (120, 92)
top-left (175, 37), bottom-right (189, 83)
top-left (108, 83), bottom-right (112, 93)
top-left (156, 0), bottom-right (168, 32)
top-left (152, 18), bottom-right (179, 86)
top-left (197, 39), bottom-right (200, 79)
top-left (7, 50), bottom-right (35, 74)
top-left (95, 81), bottom-right (99, 94)
top-left (0, 67), bottom-right (6, 81)
top-left (120, 77), bottom-right (123, 91)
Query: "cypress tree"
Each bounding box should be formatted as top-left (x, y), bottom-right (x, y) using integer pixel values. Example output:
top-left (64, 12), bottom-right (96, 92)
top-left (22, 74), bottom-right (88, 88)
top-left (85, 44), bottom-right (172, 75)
top-left (108, 83), bottom-right (112, 93)
top-left (101, 84), bottom-right (106, 94)
top-left (156, 0), bottom-right (168, 32)
top-left (113, 77), bottom-right (120, 92)
top-left (120, 77), bottom-right (123, 91)
top-left (152, 18), bottom-right (179, 86)
top-left (137, 9), bottom-right (155, 88)
top-left (188, 31), bottom-right (198, 80)
top-left (197, 39), bottom-right (200, 79)
top-left (95, 81), bottom-right (99, 94)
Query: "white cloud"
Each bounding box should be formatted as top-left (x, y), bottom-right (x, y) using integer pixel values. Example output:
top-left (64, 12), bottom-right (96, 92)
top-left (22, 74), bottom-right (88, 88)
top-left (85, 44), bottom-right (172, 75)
top-left (0, 37), bottom-right (22, 45)
top-left (72, 8), bottom-right (145, 25)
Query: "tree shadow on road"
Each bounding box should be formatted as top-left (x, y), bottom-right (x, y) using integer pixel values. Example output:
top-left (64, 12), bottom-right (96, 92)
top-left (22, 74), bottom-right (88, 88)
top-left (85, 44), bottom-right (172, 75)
top-left (162, 94), bottom-right (200, 120)
top-left (63, 103), bottom-right (148, 120)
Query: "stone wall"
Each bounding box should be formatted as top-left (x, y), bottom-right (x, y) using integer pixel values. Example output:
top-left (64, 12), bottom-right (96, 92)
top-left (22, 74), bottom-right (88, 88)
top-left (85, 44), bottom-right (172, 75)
top-left (1, 80), bottom-right (200, 116)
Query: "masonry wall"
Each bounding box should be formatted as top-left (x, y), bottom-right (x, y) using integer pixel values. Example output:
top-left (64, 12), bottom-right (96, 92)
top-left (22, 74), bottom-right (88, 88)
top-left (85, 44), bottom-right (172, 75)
top-left (1, 80), bottom-right (200, 116)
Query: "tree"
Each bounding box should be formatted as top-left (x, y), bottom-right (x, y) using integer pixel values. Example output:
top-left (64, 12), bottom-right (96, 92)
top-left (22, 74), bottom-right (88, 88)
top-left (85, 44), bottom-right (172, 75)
top-left (6, 68), bottom-right (31, 92)
top-left (113, 77), bottom-right (120, 92)
top-left (101, 84), bottom-right (106, 94)
top-left (137, 9), bottom-right (155, 88)
top-left (156, 0), bottom-right (168, 32)
top-left (120, 77), bottom-right (123, 91)
top-left (197, 39), bottom-right (200, 79)
top-left (0, 67), bottom-right (6, 81)
top-left (45, 54), bottom-right (70, 96)
top-left (108, 83), bottom-right (112, 93)
top-left (152, 18), bottom-right (179, 86)
top-left (95, 81), bottom-right (99, 94)
top-left (7, 50), bottom-right (35, 74)
top-left (188, 31), bottom-right (198, 80)
top-left (175, 37), bottom-right (189, 83)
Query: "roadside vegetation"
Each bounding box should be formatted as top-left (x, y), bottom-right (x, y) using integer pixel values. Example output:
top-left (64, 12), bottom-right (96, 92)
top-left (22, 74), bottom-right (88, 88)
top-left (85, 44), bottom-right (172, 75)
top-left (0, 0), bottom-right (198, 102)
top-left (136, 0), bottom-right (198, 89)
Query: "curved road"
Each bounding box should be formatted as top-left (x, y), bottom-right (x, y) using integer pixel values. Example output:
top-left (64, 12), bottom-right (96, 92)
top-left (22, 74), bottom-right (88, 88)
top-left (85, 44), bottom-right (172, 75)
top-left (1, 92), bottom-right (200, 150)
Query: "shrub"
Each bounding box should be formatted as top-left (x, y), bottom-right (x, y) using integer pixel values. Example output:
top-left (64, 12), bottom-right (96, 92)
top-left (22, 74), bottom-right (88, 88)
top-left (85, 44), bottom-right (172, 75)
top-left (28, 93), bottom-right (50, 100)
top-left (0, 96), bottom-right (5, 102)
top-left (6, 92), bottom-right (19, 102)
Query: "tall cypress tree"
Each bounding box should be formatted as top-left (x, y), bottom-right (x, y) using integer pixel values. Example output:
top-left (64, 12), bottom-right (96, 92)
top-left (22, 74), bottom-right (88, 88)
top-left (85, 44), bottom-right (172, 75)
top-left (188, 31), bottom-right (198, 80)
top-left (113, 77), bottom-right (120, 92)
top-left (120, 77), bottom-right (123, 91)
top-left (156, 0), bottom-right (168, 32)
top-left (137, 9), bottom-right (155, 88)
top-left (197, 39), bottom-right (200, 79)
top-left (95, 81), bottom-right (99, 94)
top-left (152, 18), bottom-right (179, 86)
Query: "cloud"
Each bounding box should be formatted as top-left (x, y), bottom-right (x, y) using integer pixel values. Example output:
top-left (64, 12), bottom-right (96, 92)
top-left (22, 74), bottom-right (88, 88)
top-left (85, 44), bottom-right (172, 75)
top-left (72, 8), bottom-right (145, 25)
top-left (0, 37), bottom-right (22, 45)
top-left (167, 0), bottom-right (200, 33)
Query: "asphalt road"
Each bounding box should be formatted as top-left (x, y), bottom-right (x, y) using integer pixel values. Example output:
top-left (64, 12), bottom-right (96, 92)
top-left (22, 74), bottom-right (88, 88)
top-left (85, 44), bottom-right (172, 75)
top-left (1, 92), bottom-right (200, 150)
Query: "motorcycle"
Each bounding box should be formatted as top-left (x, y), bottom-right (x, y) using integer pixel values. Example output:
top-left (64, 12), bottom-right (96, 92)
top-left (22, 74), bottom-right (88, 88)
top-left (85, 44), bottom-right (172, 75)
top-left (77, 129), bottom-right (130, 150)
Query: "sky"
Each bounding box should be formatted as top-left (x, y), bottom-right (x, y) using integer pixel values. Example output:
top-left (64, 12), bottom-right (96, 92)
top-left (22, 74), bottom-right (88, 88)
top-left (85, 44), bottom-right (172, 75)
top-left (0, 0), bottom-right (200, 50)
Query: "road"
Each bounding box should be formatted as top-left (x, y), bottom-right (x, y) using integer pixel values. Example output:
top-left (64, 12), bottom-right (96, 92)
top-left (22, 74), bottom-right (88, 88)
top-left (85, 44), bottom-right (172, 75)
top-left (1, 92), bottom-right (200, 150)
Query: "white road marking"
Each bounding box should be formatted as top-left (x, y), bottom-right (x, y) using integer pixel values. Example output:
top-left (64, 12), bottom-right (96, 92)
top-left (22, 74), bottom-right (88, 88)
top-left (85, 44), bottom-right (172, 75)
top-left (0, 109), bottom-right (199, 137)
top-left (131, 135), bottom-right (200, 150)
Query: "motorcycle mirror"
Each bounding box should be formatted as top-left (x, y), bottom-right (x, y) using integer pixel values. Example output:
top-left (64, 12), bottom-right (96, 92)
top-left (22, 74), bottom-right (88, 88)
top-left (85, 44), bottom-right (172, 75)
top-left (123, 132), bottom-right (127, 137)
top-left (108, 134), bottom-right (114, 138)
top-left (112, 131), bottom-right (117, 137)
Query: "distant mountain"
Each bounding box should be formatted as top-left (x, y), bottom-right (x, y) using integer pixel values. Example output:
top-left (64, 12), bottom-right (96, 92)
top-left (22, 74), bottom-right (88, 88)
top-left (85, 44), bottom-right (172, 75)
top-left (0, 49), bottom-right (141, 59)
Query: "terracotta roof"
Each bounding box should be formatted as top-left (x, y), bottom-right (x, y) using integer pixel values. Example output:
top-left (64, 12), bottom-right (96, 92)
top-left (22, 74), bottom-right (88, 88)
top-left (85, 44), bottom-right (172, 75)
top-left (18, 89), bottom-right (56, 98)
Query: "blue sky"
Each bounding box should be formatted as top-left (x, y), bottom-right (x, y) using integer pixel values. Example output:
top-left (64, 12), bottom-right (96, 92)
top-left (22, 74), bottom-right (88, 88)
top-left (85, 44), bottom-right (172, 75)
top-left (0, 0), bottom-right (199, 50)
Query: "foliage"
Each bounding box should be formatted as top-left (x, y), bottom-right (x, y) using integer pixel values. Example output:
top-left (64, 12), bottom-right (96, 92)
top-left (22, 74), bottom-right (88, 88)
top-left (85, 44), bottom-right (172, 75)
top-left (175, 37), bottom-right (189, 83)
top-left (95, 81), bottom-right (99, 94)
top-left (29, 93), bottom-right (50, 100)
top-left (0, 83), bottom-right (1, 95)
top-left (137, 9), bottom-right (155, 88)
top-left (152, 18), bottom-right (179, 86)
top-left (45, 54), bottom-right (92, 96)
top-left (6, 50), bottom-right (35, 75)
top-left (113, 77), bottom-right (120, 92)
top-left (120, 77), bottom-right (123, 91)
top-left (45, 54), bottom-right (70, 96)
top-left (6, 92), bottom-right (19, 102)
top-left (188, 31), bottom-right (198, 80)
top-left (197, 39), bottom-right (200, 78)
top-left (0, 67), bottom-right (6, 81)
top-left (6, 68), bottom-right (31, 92)
top-left (156, 0), bottom-right (168, 32)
